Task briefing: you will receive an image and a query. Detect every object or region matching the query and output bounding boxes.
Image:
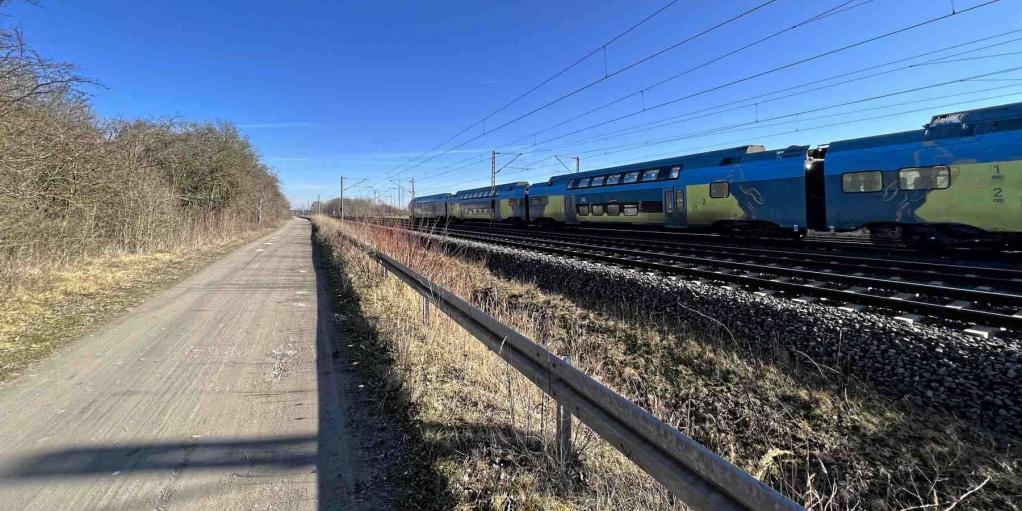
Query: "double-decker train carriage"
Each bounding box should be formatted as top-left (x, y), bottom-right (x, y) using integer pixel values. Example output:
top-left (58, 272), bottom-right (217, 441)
top-left (818, 102), bottom-right (1022, 248)
top-left (530, 145), bottom-right (809, 235)
top-left (408, 193), bottom-right (451, 223)
top-left (446, 182), bottom-right (528, 223)
top-left (409, 101), bottom-right (1022, 250)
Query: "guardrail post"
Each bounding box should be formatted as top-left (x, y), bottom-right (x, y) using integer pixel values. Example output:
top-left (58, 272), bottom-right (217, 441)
top-left (557, 355), bottom-right (573, 465)
top-left (421, 293), bottom-right (431, 322)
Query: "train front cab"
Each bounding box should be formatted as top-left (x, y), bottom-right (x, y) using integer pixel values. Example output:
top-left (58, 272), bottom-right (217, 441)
top-left (822, 102), bottom-right (1022, 249)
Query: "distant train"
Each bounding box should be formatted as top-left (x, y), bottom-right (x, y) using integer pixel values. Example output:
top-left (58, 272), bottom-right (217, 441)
top-left (410, 102), bottom-right (1022, 249)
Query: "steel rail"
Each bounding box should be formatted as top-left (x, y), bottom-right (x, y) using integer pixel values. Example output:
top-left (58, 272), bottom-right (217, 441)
top-left (457, 223), bottom-right (1021, 276)
top-left (336, 229), bottom-right (804, 511)
top-left (363, 221), bottom-right (1022, 330)
top-left (439, 228), bottom-right (1022, 307)
top-left (444, 224), bottom-right (1022, 284)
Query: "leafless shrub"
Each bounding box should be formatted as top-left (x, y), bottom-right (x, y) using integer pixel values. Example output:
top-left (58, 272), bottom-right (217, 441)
top-left (0, 9), bottom-right (289, 289)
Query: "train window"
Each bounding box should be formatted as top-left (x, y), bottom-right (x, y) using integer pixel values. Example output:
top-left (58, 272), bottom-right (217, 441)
top-left (841, 171), bottom-right (884, 193)
top-left (606, 174), bottom-right (621, 185)
top-left (592, 204), bottom-right (605, 215)
top-left (623, 204), bottom-right (639, 216)
top-left (568, 179), bottom-right (578, 189)
top-left (606, 203), bottom-right (621, 216)
top-left (899, 166), bottom-right (950, 190)
top-left (623, 171), bottom-right (640, 184)
top-left (530, 197), bottom-right (540, 206)
top-left (641, 169), bottom-right (660, 182)
top-left (591, 176), bottom-right (605, 187)
top-left (710, 181), bottom-right (730, 198)
top-left (579, 178), bottom-right (592, 188)
top-left (640, 201), bottom-right (664, 213)
top-left (577, 204), bottom-right (590, 216)
top-left (669, 166), bottom-right (682, 178)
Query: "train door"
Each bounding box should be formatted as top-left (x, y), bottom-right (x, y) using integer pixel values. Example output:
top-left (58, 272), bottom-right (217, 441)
top-left (491, 198), bottom-right (500, 222)
top-left (663, 187), bottom-right (686, 227)
top-left (564, 195), bottom-right (577, 223)
top-left (805, 158), bottom-right (827, 231)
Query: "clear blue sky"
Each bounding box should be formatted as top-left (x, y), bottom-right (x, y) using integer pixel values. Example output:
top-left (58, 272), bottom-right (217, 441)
top-left (6, 0), bottom-right (1022, 206)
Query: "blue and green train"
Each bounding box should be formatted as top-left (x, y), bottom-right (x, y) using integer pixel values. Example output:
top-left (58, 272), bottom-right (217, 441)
top-left (410, 102), bottom-right (1022, 249)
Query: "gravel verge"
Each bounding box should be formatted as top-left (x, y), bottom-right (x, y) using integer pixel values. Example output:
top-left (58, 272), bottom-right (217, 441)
top-left (415, 230), bottom-right (1022, 435)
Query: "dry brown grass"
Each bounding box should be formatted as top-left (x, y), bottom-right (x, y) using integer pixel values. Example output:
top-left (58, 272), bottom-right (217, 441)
top-left (0, 227), bottom-right (273, 382)
top-left (314, 215), bottom-right (1021, 511)
top-left (316, 217), bottom-right (680, 510)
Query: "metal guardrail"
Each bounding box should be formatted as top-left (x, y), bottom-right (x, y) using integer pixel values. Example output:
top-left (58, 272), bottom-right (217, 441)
top-left (337, 229), bottom-right (804, 511)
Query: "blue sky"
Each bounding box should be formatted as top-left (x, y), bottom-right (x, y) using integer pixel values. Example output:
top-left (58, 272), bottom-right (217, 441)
top-left (6, 0), bottom-right (1022, 206)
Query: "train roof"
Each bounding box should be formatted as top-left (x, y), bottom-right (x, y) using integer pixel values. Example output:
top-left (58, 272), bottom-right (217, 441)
top-left (542, 145), bottom-right (810, 185)
top-left (925, 100), bottom-right (1022, 128)
top-left (827, 129), bottom-right (923, 153)
top-left (410, 193), bottom-right (451, 203)
top-left (829, 101), bottom-right (1022, 153)
top-left (453, 182), bottom-right (528, 197)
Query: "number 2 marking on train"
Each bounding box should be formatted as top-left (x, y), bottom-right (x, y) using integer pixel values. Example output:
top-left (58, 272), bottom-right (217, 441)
top-left (992, 165), bottom-right (1004, 204)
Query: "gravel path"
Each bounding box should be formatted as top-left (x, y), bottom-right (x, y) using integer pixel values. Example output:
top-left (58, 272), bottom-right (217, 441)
top-left (0, 218), bottom-right (395, 510)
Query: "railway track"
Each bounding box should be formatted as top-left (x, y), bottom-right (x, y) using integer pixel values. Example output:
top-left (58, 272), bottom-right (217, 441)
top-left (354, 219), bottom-right (1022, 335)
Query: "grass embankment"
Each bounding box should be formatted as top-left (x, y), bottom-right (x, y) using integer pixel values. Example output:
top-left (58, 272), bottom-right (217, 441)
top-left (314, 215), bottom-right (1021, 511)
top-left (0, 227), bottom-right (274, 382)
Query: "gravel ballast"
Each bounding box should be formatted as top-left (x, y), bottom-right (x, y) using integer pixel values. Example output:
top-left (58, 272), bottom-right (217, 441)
top-left (410, 230), bottom-right (1022, 435)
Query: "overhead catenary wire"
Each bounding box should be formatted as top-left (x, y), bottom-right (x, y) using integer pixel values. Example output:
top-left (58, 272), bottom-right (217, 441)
top-left (520, 82), bottom-right (1022, 176)
top-left (421, 2), bottom-right (1006, 182)
top-left (423, 58), bottom-right (1021, 184)
top-left (413, 79), bottom-right (1022, 196)
top-left (404, 85), bottom-right (1021, 195)
top-left (420, 0), bottom-right (993, 181)
top-left (520, 66), bottom-right (1022, 163)
top-left (511, 35), bottom-right (1022, 157)
top-left (416, 0), bottom-right (884, 180)
top-left (390, 0), bottom-right (786, 179)
top-left (382, 0), bottom-right (682, 179)
top-left (512, 51), bottom-right (1022, 162)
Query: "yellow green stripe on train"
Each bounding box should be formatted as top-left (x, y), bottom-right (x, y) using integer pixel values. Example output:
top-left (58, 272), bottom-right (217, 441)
top-left (410, 102), bottom-right (1022, 250)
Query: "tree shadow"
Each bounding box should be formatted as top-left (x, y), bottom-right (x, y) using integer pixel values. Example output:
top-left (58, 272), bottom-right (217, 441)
top-left (2, 435), bottom-right (318, 479)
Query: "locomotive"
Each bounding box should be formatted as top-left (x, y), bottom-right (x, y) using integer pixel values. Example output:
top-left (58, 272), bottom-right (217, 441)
top-left (409, 102), bottom-right (1022, 249)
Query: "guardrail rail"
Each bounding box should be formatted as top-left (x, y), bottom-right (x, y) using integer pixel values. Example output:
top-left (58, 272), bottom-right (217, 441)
top-left (335, 227), bottom-right (804, 511)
